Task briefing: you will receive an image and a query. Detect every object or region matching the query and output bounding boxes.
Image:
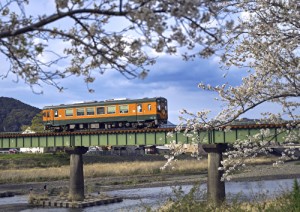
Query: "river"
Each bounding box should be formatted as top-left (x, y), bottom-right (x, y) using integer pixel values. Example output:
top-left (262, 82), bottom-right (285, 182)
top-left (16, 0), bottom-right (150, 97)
top-left (0, 178), bottom-right (298, 211)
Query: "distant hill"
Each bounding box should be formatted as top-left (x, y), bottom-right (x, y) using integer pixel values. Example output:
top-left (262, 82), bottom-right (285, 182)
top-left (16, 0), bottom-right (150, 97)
top-left (0, 97), bottom-right (41, 132)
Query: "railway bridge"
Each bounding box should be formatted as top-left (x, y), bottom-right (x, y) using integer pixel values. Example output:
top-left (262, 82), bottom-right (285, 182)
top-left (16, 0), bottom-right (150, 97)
top-left (0, 124), bottom-right (293, 202)
top-left (0, 124), bottom-right (288, 149)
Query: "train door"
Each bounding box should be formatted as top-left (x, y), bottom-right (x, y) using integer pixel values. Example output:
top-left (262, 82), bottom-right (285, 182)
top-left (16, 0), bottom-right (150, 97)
top-left (47, 109), bottom-right (54, 125)
top-left (42, 109), bottom-right (54, 129)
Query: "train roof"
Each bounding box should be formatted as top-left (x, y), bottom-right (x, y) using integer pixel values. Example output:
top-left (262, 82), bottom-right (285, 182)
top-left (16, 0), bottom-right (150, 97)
top-left (43, 97), bottom-right (167, 109)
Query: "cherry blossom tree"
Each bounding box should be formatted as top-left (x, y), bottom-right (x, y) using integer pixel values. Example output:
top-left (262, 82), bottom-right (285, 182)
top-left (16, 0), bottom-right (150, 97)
top-left (0, 0), bottom-right (233, 92)
top-left (169, 0), bottom-right (300, 180)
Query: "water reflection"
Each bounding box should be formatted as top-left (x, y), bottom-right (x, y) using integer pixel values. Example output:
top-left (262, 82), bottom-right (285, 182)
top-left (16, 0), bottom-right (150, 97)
top-left (0, 178), bottom-right (297, 212)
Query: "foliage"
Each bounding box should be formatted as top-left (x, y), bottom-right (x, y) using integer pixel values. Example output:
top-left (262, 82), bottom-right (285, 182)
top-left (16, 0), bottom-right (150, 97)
top-left (159, 179), bottom-right (300, 212)
top-left (290, 179), bottom-right (300, 211)
top-left (21, 112), bottom-right (44, 132)
top-left (0, 97), bottom-right (40, 132)
top-left (29, 112), bottom-right (44, 132)
top-left (159, 184), bottom-right (209, 212)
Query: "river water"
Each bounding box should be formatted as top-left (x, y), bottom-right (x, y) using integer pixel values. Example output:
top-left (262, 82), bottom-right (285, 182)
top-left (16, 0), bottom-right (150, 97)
top-left (0, 178), bottom-right (298, 212)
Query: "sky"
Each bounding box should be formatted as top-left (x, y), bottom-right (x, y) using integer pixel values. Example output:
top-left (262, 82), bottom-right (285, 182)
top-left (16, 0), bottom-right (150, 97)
top-left (0, 1), bottom-right (284, 124)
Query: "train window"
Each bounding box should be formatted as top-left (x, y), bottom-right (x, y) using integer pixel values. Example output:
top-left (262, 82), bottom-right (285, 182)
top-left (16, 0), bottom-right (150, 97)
top-left (54, 110), bottom-right (59, 117)
top-left (47, 112), bottom-right (50, 117)
top-left (76, 108), bottom-right (85, 116)
top-left (137, 104), bottom-right (142, 112)
top-left (86, 108), bottom-right (94, 115)
top-left (97, 107), bottom-right (105, 115)
top-left (157, 104), bottom-right (161, 111)
top-left (148, 104), bottom-right (151, 111)
top-left (107, 106), bottom-right (116, 114)
top-left (65, 109), bottom-right (73, 116)
top-left (161, 103), bottom-right (165, 111)
top-left (119, 105), bottom-right (128, 113)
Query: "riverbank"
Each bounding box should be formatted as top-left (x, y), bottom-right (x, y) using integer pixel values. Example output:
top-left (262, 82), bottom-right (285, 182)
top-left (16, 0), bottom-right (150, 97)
top-left (0, 160), bottom-right (299, 195)
top-left (0, 160), bottom-right (299, 212)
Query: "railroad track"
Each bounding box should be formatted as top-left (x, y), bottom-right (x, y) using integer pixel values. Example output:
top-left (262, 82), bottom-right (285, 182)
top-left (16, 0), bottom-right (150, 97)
top-left (0, 127), bottom-right (175, 138)
top-left (0, 123), bottom-right (293, 138)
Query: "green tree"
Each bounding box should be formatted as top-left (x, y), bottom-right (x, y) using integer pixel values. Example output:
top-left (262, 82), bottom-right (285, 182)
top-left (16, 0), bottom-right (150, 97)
top-left (21, 112), bottom-right (43, 132)
top-left (30, 112), bottom-right (44, 132)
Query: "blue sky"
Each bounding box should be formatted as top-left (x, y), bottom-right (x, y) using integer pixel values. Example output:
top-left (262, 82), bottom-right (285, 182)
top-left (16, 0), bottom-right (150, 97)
top-left (0, 1), bottom-right (284, 124)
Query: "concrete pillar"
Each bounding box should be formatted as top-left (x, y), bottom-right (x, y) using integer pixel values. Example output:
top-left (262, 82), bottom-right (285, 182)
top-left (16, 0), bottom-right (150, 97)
top-left (202, 143), bottom-right (228, 205)
top-left (65, 146), bottom-right (88, 201)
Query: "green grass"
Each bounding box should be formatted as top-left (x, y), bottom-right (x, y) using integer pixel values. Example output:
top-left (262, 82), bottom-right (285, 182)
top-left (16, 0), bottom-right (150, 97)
top-left (157, 179), bottom-right (300, 212)
top-left (0, 153), bottom-right (70, 169)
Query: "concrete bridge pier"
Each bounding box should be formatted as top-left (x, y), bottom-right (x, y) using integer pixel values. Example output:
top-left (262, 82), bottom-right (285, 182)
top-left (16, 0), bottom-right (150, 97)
top-left (65, 146), bottom-right (88, 201)
top-left (202, 143), bottom-right (228, 205)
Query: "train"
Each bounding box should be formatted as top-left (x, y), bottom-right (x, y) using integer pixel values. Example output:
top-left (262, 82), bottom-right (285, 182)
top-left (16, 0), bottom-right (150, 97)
top-left (42, 97), bottom-right (168, 131)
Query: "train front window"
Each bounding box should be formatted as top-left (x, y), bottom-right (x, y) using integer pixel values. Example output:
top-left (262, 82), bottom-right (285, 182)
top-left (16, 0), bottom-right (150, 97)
top-left (162, 102), bottom-right (166, 111)
top-left (97, 107), bottom-right (105, 115)
top-left (86, 107), bottom-right (94, 115)
top-left (107, 106), bottom-right (116, 114)
top-left (157, 99), bottom-right (167, 112)
top-left (65, 109), bottom-right (73, 117)
top-left (76, 108), bottom-right (85, 116)
top-left (119, 105), bottom-right (128, 113)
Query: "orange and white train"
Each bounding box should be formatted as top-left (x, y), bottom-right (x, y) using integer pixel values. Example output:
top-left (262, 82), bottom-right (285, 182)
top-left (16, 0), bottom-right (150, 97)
top-left (42, 97), bottom-right (168, 131)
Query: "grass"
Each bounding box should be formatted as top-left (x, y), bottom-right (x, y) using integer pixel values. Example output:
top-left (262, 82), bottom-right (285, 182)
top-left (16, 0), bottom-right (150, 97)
top-left (0, 153), bottom-right (278, 184)
top-left (0, 153), bottom-right (69, 169)
top-left (0, 160), bottom-right (207, 184)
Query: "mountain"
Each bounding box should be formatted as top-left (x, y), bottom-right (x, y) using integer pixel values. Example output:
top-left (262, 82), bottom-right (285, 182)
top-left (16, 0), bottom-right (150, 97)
top-left (0, 97), bottom-right (41, 132)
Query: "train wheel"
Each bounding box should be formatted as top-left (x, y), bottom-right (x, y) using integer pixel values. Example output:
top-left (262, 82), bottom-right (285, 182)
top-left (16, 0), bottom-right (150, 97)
top-left (146, 122), bottom-right (154, 128)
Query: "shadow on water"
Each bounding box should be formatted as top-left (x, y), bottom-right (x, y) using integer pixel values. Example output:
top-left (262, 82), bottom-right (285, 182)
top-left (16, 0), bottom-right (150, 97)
top-left (0, 178), bottom-right (298, 212)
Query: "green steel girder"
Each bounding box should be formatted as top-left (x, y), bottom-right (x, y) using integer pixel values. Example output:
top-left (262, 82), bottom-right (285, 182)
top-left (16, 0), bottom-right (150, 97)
top-left (0, 127), bottom-right (293, 148)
